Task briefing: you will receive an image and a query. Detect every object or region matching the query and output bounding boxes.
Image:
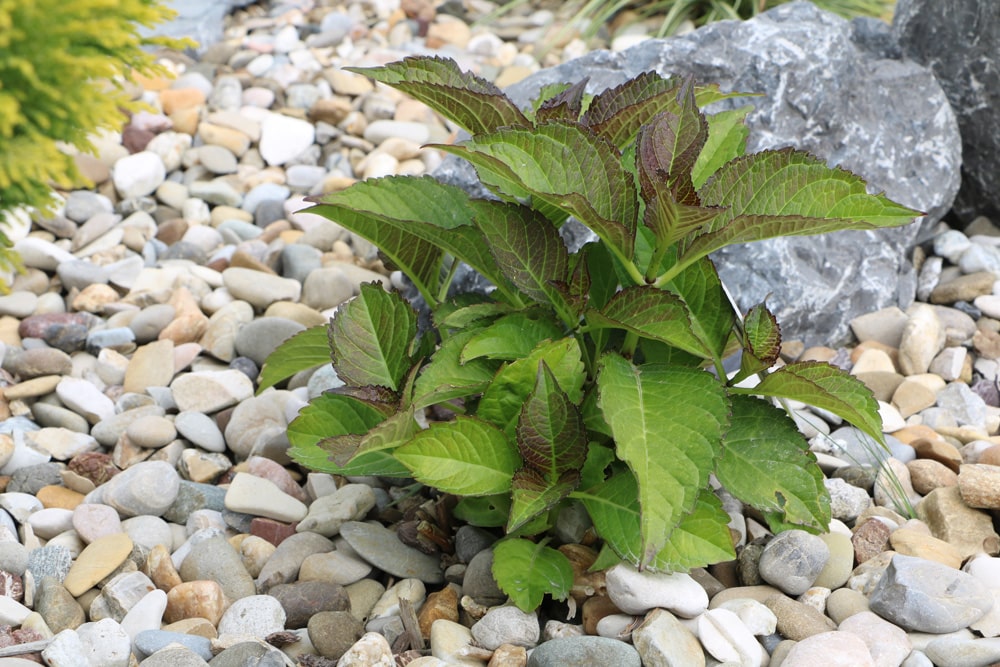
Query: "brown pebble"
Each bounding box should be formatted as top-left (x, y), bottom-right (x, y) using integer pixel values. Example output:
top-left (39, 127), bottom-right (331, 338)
top-left (978, 445), bottom-right (1000, 467)
top-left (165, 580), bottom-right (230, 625)
top-left (417, 584), bottom-right (460, 640)
top-left (913, 438), bottom-right (964, 473)
top-left (144, 544), bottom-right (183, 592)
top-left (581, 595), bottom-right (622, 635)
top-left (907, 458), bottom-right (959, 495)
top-left (488, 644), bottom-right (528, 667)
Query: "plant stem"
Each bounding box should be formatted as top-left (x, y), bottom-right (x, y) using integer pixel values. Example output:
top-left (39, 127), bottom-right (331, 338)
top-left (622, 330), bottom-right (639, 358)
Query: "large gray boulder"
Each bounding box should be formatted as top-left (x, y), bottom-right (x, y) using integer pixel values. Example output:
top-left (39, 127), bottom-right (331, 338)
top-left (893, 0), bottom-right (1000, 224)
top-left (435, 2), bottom-right (960, 346)
top-left (147, 0), bottom-right (256, 53)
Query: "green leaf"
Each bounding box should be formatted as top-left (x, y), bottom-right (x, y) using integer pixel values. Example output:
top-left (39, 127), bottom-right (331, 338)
top-left (394, 416), bottom-right (519, 496)
top-left (492, 538), bottom-right (574, 612)
top-left (530, 82), bottom-right (573, 118)
top-left (478, 337), bottom-right (585, 436)
top-left (438, 122), bottom-right (638, 259)
top-left (461, 311), bottom-right (564, 362)
top-left (308, 177), bottom-right (517, 304)
top-left (683, 148), bottom-right (922, 263)
top-left (582, 242), bottom-right (619, 312)
top-left (717, 395), bottom-right (831, 532)
top-left (579, 441), bottom-right (616, 492)
top-left (324, 407), bottom-right (419, 466)
top-left (582, 71), bottom-right (684, 150)
top-left (287, 393), bottom-right (409, 476)
top-left (329, 283), bottom-right (416, 391)
top-left (738, 302), bottom-right (782, 379)
top-left (470, 200), bottom-right (575, 321)
top-left (596, 353), bottom-right (729, 567)
top-left (412, 330), bottom-right (503, 409)
top-left (454, 494), bottom-right (511, 527)
top-left (575, 470), bottom-right (735, 571)
top-left (585, 285), bottom-right (711, 358)
top-left (346, 56), bottom-right (529, 135)
top-left (508, 363), bottom-right (587, 531)
top-left (660, 253), bottom-right (735, 360)
top-left (257, 324), bottom-right (331, 394)
top-left (731, 361), bottom-right (885, 444)
top-left (691, 106), bottom-right (752, 190)
top-left (437, 298), bottom-right (512, 330)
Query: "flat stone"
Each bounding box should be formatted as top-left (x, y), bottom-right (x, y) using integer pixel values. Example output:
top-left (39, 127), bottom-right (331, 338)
top-left (959, 463), bottom-right (1000, 510)
top-left (224, 472), bottom-right (307, 523)
top-left (222, 267), bottom-right (301, 310)
top-left (338, 521), bottom-right (444, 584)
top-left (917, 486), bottom-right (1000, 559)
top-left (764, 594), bottom-right (837, 640)
top-left (169, 369), bottom-right (254, 413)
top-left (63, 533), bottom-right (133, 597)
top-left (259, 112), bottom-right (315, 165)
top-left (758, 530), bottom-right (830, 595)
top-left (178, 535), bottom-right (256, 602)
top-left (217, 594), bottom-right (286, 638)
top-left (90, 460), bottom-right (180, 517)
top-left (525, 635), bottom-right (641, 667)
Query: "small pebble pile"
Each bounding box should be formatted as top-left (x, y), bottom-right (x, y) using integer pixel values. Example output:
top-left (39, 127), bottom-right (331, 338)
top-left (2, 0), bottom-right (1000, 665)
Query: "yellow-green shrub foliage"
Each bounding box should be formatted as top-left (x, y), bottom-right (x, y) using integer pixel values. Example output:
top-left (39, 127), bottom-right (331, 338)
top-left (0, 0), bottom-right (190, 283)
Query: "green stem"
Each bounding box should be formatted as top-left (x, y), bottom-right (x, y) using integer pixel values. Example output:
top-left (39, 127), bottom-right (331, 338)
top-left (608, 243), bottom-right (647, 286)
top-left (622, 331), bottom-right (639, 358)
top-left (435, 260), bottom-right (460, 305)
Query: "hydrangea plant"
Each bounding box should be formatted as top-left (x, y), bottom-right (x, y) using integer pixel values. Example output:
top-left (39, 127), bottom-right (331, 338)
top-left (263, 56), bottom-right (919, 611)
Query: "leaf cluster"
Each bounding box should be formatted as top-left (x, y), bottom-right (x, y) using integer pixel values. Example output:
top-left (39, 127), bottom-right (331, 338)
top-left (263, 56), bottom-right (918, 611)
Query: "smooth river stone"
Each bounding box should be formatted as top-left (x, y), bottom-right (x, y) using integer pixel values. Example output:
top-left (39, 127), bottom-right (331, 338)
top-left (338, 521), bottom-right (444, 584)
top-left (63, 533), bottom-right (134, 597)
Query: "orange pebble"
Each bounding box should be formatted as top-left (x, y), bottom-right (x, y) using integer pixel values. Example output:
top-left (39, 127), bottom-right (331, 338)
top-left (36, 485), bottom-right (85, 510)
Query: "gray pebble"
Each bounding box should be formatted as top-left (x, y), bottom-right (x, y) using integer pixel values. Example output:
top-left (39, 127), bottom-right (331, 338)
top-left (758, 530), bottom-right (830, 596)
top-left (527, 636), bottom-right (641, 667)
top-left (233, 317), bottom-right (305, 366)
top-left (869, 554), bottom-right (993, 632)
top-left (135, 629), bottom-right (213, 660)
top-left (179, 535), bottom-right (256, 602)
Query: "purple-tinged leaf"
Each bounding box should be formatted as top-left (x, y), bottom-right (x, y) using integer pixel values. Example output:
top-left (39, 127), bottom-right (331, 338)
top-left (328, 283), bottom-right (416, 391)
top-left (479, 338), bottom-right (585, 437)
top-left (346, 56), bottom-right (529, 135)
top-left (636, 80), bottom-right (707, 206)
top-left (682, 148), bottom-right (922, 264)
top-left (535, 78), bottom-right (588, 123)
top-left (643, 194), bottom-right (725, 249)
top-left (438, 122), bottom-right (638, 258)
top-left (585, 285), bottom-right (712, 359)
top-left (516, 363), bottom-right (588, 472)
top-left (582, 71), bottom-right (684, 149)
top-left (508, 468), bottom-right (580, 533)
top-left (470, 200), bottom-right (572, 316)
top-left (322, 407), bottom-right (418, 466)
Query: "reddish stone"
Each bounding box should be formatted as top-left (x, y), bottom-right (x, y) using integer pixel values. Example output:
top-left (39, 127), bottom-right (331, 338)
top-left (18, 312), bottom-right (96, 339)
top-left (250, 517), bottom-right (298, 546)
top-left (68, 452), bottom-right (120, 487)
top-left (852, 519), bottom-right (892, 565)
top-left (123, 124), bottom-right (155, 153)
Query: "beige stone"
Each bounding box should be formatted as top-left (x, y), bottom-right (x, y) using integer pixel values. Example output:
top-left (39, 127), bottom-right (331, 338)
top-left (124, 339), bottom-right (175, 393)
top-left (164, 580), bottom-right (229, 625)
top-left (913, 438), bottom-right (963, 472)
top-left (918, 486), bottom-right (1000, 559)
top-left (851, 348), bottom-right (897, 374)
top-left (891, 380), bottom-right (938, 418)
top-left (889, 527), bottom-right (963, 568)
top-left (960, 463), bottom-right (1000, 510)
top-left (63, 533), bottom-right (134, 597)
